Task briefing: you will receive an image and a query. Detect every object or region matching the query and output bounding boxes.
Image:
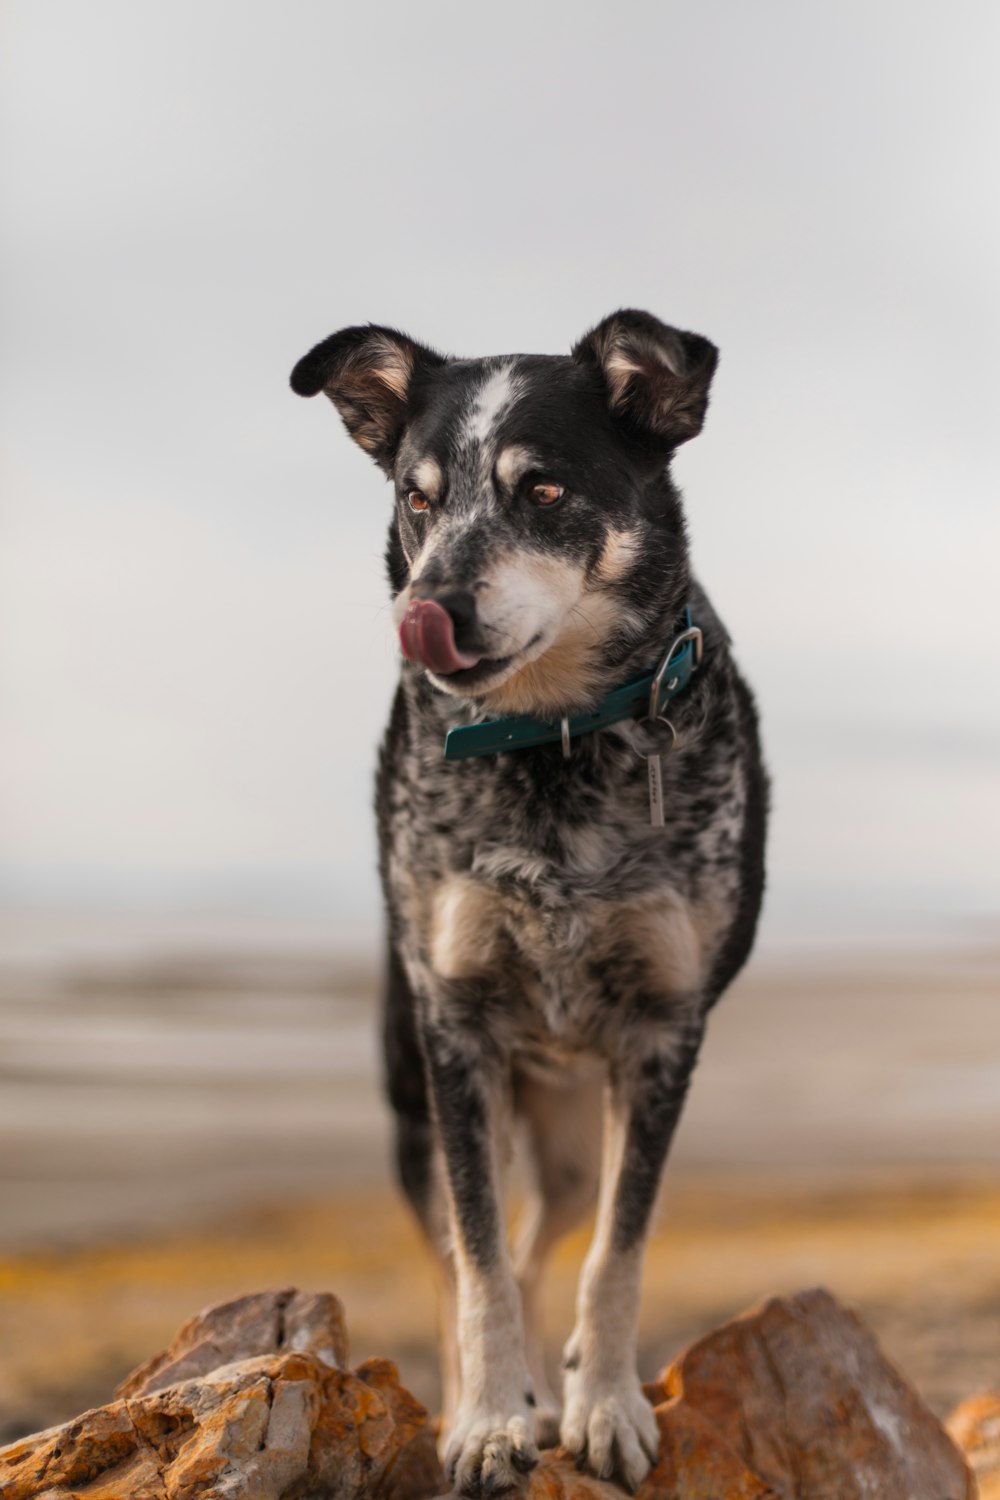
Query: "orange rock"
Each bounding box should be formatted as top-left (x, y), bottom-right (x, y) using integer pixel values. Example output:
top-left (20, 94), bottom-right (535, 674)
top-left (0, 1349), bottom-right (440, 1500)
top-left (525, 1397), bottom-right (776, 1500)
top-left (658, 1286), bottom-right (973, 1500)
top-left (946, 1389), bottom-right (1000, 1499)
top-left (116, 1286), bottom-right (349, 1397)
top-left (642, 1398), bottom-right (777, 1498)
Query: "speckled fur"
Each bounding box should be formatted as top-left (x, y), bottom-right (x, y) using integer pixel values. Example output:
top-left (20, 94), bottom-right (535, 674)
top-left (291, 310), bottom-right (768, 1494)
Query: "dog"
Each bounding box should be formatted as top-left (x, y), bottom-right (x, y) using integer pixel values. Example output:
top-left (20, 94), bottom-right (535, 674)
top-left (290, 310), bottom-right (768, 1495)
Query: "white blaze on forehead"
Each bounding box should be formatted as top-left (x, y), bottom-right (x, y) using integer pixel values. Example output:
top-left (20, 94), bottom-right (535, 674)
top-left (462, 361), bottom-right (523, 446)
top-left (494, 444), bottom-right (538, 490)
top-left (411, 455), bottom-right (443, 499)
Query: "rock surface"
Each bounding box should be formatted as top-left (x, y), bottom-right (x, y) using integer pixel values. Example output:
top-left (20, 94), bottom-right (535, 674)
top-left (0, 1285), bottom-right (974, 1500)
top-left (947, 1389), bottom-right (1000, 1499)
top-left (0, 1290), bottom-right (436, 1500)
top-left (641, 1286), bottom-right (973, 1500)
top-left (115, 1287), bottom-right (350, 1399)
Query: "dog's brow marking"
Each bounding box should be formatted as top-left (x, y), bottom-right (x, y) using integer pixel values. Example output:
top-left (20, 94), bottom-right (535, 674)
top-left (593, 526), bottom-right (641, 583)
top-left (495, 444), bottom-right (538, 490)
top-left (411, 456), bottom-right (443, 499)
top-left (463, 361), bottom-right (521, 445)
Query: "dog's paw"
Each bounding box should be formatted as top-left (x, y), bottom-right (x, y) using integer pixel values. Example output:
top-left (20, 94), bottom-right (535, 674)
top-left (445, 1406), bottom-right (539, 1495)
top-left (560, 1372), bottom-right (660, 1491)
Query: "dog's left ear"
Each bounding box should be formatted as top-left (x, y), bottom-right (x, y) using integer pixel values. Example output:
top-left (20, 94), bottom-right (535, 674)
top-left (573, 309), bottom-right (718, 448)
top-left (290, 324), bottom-right (446, 471)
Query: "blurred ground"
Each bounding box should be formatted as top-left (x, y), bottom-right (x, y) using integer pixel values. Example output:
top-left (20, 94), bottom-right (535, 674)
top-left (0, 915), bottom-right (998, 1441)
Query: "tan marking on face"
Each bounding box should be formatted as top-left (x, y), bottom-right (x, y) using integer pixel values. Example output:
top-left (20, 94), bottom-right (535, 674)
top-left (412, 456), bottom-right (444, 500)
top-left (430, 877), bottom-right (507, 981)
top-left (494, 444), bottom-right (538, 491)
top-left (478, 589), bottom-right (620, 718)
top-left (593, 526), bottom-right (641, 584)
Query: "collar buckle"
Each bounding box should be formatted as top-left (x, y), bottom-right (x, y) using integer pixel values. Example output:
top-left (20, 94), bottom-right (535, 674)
top-left (648, 624), bottom-right (703, 721)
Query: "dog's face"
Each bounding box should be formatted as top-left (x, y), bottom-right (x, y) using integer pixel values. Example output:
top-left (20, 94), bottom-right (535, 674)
top-left (291, 312), bottom-right (717, 716)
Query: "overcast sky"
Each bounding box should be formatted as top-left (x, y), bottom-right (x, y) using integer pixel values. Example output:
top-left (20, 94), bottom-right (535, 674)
top-left (1, 0), bottom-right (998, 948)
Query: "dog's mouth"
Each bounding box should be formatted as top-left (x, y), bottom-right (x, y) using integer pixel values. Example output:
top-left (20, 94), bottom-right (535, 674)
top-left (400, 597), bottom-right (539, 692)
top-left (399, 601), bottom-right (546, 698)
top-left (428, 654), bottom-right (520, 691)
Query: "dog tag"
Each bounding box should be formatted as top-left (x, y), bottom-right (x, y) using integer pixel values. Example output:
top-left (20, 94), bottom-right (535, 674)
top-left (647, 754), bottom-right (665, 828)
top-left (645, 717), bottom-right (676, 829)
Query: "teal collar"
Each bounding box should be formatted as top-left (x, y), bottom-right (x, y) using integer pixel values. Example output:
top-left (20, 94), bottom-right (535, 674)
top-left (443, 609), bottom-right (703, 762)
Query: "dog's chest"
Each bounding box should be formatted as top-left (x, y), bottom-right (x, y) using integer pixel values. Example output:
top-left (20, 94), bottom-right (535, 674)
top-left (415, 827), bottom-right (721, 1055)
top-left (384, 678), bottom-right (748, 1043)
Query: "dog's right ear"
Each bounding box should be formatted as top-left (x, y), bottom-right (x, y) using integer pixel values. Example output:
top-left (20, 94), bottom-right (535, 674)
top-left (290, 324), bottom-right (446, 471)
top-left (573, 309), bottom-right (718, 450)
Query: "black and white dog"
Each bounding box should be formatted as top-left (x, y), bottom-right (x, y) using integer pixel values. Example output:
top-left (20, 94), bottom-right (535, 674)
top-left (291, 311), bottom-right (767, 1495)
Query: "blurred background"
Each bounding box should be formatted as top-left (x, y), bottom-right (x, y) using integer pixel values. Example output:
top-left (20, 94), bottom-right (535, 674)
top-left (1, 0), bottom-right (998, 1443)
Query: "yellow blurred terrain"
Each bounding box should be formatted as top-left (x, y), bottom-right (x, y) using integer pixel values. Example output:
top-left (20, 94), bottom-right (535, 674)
top-left (2, 1173), bottom-right (999, 1443)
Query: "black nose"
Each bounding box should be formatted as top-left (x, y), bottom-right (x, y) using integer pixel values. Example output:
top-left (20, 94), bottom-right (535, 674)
top-left (411, 585), bottom-right (478, 650)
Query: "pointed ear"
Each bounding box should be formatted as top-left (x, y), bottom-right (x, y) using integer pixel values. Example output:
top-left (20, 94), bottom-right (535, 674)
top-left (573, 309), bottom-right (718, 448)
top-left (290, 323), bottom-right (446, 470)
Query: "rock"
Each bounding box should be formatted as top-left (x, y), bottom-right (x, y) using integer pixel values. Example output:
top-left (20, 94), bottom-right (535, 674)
top-left (0, 1284), bottom-right (975, 1500)
top-left (649, 1286), bottom-right (973, 1500)
top-left (0, 1321), bottom-right (440, 1500)
top-left (116, 1287), bottom-right (349, 1397)
top-left (947, 1389), bottom-right (1000, 1498)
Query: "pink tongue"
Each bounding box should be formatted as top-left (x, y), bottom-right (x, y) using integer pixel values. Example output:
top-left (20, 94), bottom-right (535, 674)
top-left (400, 598), bottom-right (481, 675)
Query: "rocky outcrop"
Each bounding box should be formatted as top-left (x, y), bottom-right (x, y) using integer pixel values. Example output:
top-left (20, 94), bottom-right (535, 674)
top-left (0, 1285), bottom-right (974, 1500)
top-left (637, 1286), bottom-right (973, 1500)
top-left (114, 1288), bottom-right (350, 1399)
top-left (947, 1389), bottom-right (1000, 1498)
top-left (0, 1289), bottom-right (438, 1500)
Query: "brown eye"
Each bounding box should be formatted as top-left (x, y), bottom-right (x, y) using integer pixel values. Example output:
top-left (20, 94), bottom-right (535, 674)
top-left (407, 490), bottom-right (430, 512)
top-left (530, 481), bottom-right (564, 506)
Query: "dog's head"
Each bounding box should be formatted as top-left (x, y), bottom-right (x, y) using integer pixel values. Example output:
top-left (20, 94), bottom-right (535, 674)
top-left (291, 311), bottom-right (717, 716)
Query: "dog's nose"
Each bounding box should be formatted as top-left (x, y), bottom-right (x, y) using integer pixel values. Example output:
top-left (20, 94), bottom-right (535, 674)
top-left (432, 590), bottom-right (477, 649)
top-left (410, 586), bottom-right (479, 652)
top-left (400, 592), bottom-right (482, 675)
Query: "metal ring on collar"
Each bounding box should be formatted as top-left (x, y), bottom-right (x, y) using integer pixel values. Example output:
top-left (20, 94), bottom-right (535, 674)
top-left (648, 625), bottom-right (703, 721)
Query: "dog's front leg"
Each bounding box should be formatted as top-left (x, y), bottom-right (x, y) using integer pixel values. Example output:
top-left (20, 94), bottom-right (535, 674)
top-left (421, 1014), bottom-right (539, 1494)
top-left (561, 1019), bottom-right (705, 1490)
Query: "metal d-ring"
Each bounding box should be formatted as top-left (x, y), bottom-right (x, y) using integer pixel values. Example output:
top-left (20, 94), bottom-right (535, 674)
top-left (648, 625), bottom-right (703, 721)
top-left (560, 716), bottom-right (572, 759)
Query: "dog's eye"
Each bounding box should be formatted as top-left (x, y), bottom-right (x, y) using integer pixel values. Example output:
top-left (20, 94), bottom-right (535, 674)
top-left (529, 482), bottom-right (564, 507)
top-left (406, 490), bottom-right (430, 513)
